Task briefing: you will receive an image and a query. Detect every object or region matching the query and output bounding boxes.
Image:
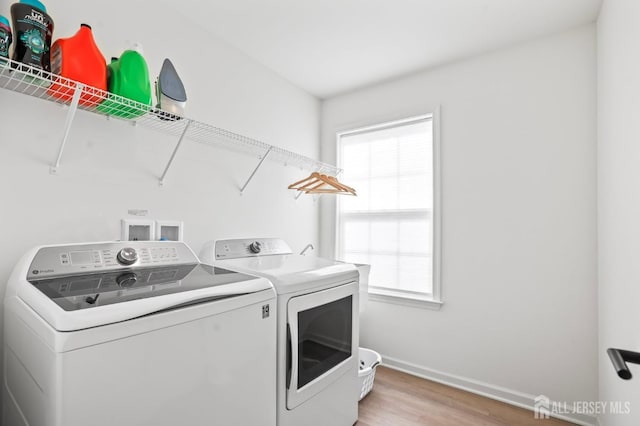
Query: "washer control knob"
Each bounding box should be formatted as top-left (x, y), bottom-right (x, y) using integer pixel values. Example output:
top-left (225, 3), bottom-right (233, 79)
top-left (117, 247), bottom-right (138, 265)
top-left (249, 241), bottom-right (262, 254)
top-left (116, 272), bottom-right (137, 288)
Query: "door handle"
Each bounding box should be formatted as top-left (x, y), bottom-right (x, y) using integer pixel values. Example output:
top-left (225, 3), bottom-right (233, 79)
top-left (289, 318), bottom-right (299, 391)
top-left (286, 324), bottom-right (292, 390)
top-left (607, 348), bottom-right (640, 380)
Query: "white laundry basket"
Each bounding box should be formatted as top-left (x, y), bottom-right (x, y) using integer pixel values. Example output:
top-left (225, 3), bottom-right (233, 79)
top-left (358, 347), bottom-right (381, 401)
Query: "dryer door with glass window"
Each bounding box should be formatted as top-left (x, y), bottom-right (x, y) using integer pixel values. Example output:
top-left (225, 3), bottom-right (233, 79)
top-left (286, 281), bottom-right (358, 409)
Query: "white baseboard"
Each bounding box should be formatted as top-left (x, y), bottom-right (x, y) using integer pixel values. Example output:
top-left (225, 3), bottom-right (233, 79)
top-left (380, 355), bottom-right (597, 426)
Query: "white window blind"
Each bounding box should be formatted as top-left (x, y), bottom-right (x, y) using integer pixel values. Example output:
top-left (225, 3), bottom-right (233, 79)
top-left (337, 115), bottom-right (435, 297)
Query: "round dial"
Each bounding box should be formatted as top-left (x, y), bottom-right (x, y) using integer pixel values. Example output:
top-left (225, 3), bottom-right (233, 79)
top-left (249, 241), bottom-right (262, 254)
top-left (117, 247), bottom-right (138, 265)
top-left (116, 272), bottom-right (138, 288)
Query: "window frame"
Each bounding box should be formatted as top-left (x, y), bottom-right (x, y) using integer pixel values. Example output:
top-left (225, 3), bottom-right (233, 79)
top-left (335, 109), bottom-right (442, 310)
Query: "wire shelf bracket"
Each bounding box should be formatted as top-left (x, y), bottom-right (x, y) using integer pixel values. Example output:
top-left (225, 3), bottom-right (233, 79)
top-left (159, 120), bottom-right (193, 186)
top-left (240, 147), bottom-right (273, 195)
top-left (50, 83), bottom-right (83, 175)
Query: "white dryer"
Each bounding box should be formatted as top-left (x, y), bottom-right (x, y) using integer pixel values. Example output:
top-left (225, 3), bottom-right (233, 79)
top-left (3, 241), bottom-right (276, 426)
top-left (200, 238), bottom-right (360, 426)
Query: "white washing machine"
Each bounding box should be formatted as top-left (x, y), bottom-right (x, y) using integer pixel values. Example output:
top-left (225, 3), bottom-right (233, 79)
top-left (3, 241), bottom-right (276, 426)
top-left (200, 238), bottom-right (360, 426)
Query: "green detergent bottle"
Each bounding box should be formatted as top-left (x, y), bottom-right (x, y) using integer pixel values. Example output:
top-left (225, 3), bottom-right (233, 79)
top-left (97, 46), bottom-right (152, 119)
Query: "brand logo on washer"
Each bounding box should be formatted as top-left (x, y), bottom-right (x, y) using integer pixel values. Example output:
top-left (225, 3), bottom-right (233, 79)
top-left (262, 304), bottom-right (270, 319)
top-left (32, 268), bottom-right (53, 275)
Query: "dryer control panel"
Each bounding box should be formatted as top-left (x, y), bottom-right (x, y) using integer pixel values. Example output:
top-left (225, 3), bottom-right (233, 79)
top-left (213, 238), bottom-right (292, 259)
top-left (27, 241), bottom-right (198, 280)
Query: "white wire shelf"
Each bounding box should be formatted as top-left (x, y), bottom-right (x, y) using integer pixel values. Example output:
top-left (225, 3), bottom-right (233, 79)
top-left (0, 57), bottom-right (340, 190)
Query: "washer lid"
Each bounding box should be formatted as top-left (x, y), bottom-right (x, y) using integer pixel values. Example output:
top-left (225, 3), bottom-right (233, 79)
top-left (28, 264), bottom-right (260, 312)
top-left (19, 263), bottom-right (272, 331)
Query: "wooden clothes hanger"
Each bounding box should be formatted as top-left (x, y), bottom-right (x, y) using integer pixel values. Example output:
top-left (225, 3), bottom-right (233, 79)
top-left (288, 172), bottom-right (357, 195)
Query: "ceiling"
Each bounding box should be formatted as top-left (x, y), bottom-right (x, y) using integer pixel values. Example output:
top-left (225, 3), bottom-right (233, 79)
top-left (174, 0), bottom-right (602, 99)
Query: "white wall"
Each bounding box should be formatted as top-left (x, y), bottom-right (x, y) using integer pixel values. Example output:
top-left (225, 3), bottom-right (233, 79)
top-left (597, 1), bottom-right (640, 424)
top-left (0, 0), bottom-right (320, 410)
top-left (321, 25), bottom-right (597, 420)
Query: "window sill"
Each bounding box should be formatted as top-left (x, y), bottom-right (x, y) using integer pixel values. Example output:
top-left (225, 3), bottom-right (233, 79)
top-left (368, 289), bottom-right (443, 310)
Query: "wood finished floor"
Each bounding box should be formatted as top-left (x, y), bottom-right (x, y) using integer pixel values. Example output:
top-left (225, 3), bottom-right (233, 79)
top-left (357, 367), bottom-right (575, 426)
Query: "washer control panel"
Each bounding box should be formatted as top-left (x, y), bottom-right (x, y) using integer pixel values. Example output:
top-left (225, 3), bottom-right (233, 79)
top-left (27, 242), bottom-right (197, 280)
top-left (214, 238), bottom-right (292, 259)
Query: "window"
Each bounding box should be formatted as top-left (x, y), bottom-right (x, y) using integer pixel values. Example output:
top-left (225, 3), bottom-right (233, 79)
top-left (336, 113), bottom-right (441, 307)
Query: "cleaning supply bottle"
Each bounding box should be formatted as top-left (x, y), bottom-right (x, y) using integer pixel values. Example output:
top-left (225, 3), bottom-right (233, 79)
top-left (48, 24), bottom-right (107, 106)
top-left (10, 0), bottom-right (54, 71)
top-left (0, 16), bottom-right (12, 61)
top-left (97, 44), bottom-right (152, 119)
